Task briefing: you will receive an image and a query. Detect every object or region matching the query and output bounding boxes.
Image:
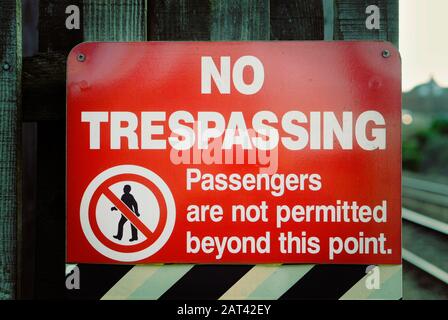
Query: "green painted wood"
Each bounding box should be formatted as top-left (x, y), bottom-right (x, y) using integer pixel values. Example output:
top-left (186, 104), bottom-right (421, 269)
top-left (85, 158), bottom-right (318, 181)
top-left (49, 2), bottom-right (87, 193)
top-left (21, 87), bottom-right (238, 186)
top-left (84, 0), bottom-right (148, 41)
top-left (149, 0), bottom-right (211, 40)
top-left (323, 0), bottom-right (335, 40)
top-left (0, 0), bottom-right (21, 300)
top-left (210, 0), bottom-right (269, 40)
top-left (270, 0), bottom-right (324, 40)
top-left (334, 0), bottom-right (398, 46)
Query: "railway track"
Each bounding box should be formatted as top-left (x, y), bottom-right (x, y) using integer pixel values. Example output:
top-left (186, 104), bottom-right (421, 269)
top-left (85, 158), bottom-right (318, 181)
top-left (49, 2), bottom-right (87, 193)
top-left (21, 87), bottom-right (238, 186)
top-left (403, 175), bottom-right (448, 210)
top-left (402, 174), bottom-right (448, 299)
top-left (402, 208), bottom-right (448, 285)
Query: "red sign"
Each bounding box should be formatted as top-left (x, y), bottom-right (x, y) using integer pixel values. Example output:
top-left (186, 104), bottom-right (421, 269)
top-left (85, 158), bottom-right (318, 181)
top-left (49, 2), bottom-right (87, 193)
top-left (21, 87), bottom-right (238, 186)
top-left (67, 42), bottom-right (401, 264)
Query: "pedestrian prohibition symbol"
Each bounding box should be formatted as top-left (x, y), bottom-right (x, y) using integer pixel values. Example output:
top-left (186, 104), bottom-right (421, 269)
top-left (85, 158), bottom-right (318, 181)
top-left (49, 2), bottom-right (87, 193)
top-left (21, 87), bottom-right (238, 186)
top-left (80, 165), bottom-right (176, 262)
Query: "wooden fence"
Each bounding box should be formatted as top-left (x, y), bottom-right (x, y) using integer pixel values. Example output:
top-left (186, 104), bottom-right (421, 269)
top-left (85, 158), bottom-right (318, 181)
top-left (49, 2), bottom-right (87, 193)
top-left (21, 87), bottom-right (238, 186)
top-left (0, 0), bottom-right (398, 299)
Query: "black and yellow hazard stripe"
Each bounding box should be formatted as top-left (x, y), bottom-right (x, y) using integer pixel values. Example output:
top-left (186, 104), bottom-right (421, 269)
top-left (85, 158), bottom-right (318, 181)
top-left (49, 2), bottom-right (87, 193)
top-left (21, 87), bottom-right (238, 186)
top-left (65, 264), bottom-right (402, 300)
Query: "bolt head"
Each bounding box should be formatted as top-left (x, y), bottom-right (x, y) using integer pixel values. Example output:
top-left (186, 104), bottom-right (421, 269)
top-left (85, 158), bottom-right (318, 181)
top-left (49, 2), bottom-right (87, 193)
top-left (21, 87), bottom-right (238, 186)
top-left (382, 50), bottom-right (391, 58)
top-left (77, 53), bottom-right (86, 62)
top-left (2, 62), bottom-right (10, 71)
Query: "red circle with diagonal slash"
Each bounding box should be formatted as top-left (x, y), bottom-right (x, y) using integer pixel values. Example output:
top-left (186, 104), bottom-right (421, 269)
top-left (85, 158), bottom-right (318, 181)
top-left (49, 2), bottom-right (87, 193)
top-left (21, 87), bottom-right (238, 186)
top-left (88, 173), bottom-right (167, 253)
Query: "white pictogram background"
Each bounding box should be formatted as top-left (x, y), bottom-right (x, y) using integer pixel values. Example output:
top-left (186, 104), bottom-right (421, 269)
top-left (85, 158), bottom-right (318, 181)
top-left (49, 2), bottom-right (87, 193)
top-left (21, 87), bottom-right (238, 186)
top-left (96, 180), bottom-right (161, 245)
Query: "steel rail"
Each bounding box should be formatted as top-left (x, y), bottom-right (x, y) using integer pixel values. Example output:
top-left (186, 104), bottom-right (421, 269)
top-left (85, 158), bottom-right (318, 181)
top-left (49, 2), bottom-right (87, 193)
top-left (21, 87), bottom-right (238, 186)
top-left (402, 208), bottom-right (448, 236)
top-left (402, 249), bottom-right (448, 285)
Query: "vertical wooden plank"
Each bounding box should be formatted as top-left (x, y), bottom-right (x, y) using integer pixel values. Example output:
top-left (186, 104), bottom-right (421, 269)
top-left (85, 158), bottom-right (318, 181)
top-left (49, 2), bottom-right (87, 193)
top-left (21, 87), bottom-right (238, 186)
top-left (24, 0), bottom-right (83, 120)
top-left (149, 0), bottom-right (211, 40)
top-left (84, 0), bottom-right (147, 41)
top-left (39, 0), bottom-right (83, 53)
top-left (22, 0), bottom-right (85, 299)
top-left (0, 0), bottom-right (21, 300)
top-left (19, 122), bottom-right (37, 299)
top-left (323, 0), bottom-right (335, 40)
top-left (22, 0), bottom-right (39, 57)
top-left (210, 0), bottom-right (270, 40)
top-left (270, 0), bottom-right (324, 40)
top-left (34, 120), bottom-right (66, 299)
top-left (334, 0), bottom-right (398, 46)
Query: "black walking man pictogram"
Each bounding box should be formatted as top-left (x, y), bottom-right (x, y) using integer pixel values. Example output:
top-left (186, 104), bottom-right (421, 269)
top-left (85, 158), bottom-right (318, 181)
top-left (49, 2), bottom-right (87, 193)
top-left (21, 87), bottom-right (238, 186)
top-left (111, 184), bottom-right (140, 242)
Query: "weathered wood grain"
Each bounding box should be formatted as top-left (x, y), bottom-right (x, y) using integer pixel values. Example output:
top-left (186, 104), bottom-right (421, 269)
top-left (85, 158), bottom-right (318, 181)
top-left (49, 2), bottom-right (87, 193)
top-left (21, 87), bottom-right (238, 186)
top-left (334, 0), bottom-right (398, 45)
top-left (323, 0), bottom-right (335, 40)
top-left (210, 0), bottom-right (269, 40)
top-left (270, 0), bottom-right (324, 40)
top-left (84, 0), bottom-right (147, 41)
top-left (0, 0), bottom-right (21, 300)
top-left (149, 0), bottom-right (211, 40)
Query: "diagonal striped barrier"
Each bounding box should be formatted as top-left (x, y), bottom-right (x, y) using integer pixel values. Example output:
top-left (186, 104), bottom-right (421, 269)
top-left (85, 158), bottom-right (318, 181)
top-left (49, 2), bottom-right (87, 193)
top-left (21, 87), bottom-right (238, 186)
top-left (220, 264), bottom-right (313, 300)
top-left (102, 264), bottom-right (191, 300)
top-left (279, 264), bottom-right (368, 299)
top-left (159, 265), bottom-right (254, 300)
top-left (125, 264), bottom-right (194, 300)
top-left (66, 263), bottom-right (402, 300)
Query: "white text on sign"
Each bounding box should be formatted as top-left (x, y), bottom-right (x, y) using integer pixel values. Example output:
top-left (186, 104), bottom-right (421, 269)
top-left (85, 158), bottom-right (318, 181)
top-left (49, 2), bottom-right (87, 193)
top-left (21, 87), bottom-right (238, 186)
top-left (81, 111), bottom-right (386, 151)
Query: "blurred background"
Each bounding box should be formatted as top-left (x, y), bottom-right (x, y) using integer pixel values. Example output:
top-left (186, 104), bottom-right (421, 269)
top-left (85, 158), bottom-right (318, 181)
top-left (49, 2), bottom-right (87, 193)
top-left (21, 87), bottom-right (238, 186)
top-left (400, 0), bottom-right (448, 299)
